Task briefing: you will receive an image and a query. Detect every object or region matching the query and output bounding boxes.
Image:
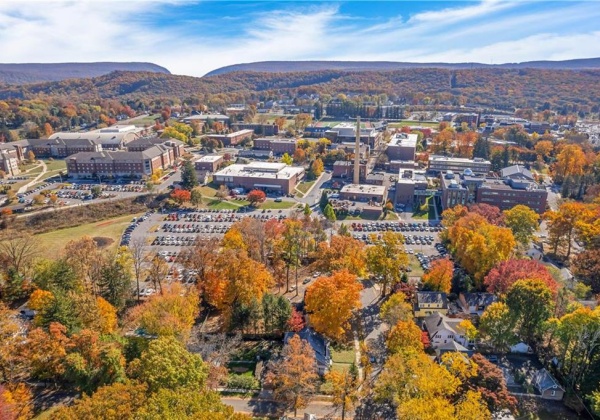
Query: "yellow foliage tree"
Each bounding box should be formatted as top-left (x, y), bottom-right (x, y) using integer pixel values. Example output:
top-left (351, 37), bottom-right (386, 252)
top-left (96, 297), bottom-right (117, 334)
top-left (386, 320), bottom-right (423, 354)
top-left (422, 258), bottom-right (453, 293)
top-left (313, 235), bottom-right (367, 277)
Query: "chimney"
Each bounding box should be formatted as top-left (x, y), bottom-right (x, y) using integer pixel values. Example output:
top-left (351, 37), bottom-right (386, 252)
top-left (353, 116), bottom-right (361, 185)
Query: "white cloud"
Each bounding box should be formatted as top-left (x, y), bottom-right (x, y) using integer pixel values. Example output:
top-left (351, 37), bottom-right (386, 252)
top-left (0, 1), bottom-right (598, 77)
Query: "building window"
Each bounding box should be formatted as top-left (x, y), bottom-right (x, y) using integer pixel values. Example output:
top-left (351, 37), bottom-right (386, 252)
top-left (551, 390), bottom-right (556, 396)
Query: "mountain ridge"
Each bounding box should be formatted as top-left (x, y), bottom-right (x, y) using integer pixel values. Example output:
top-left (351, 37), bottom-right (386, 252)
top-left (205, 57), bottom-right (600, 76)
top-left (0, 62), bottom-right (170, 85)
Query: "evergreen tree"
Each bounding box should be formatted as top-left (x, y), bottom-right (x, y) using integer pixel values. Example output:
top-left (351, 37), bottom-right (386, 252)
top-left (98, 261), bottom-right (132, 311)
top-left (180, 160), bottom-right (198, 191)
top-left (473, 136), bottom-right (490, 159)
top-left (324, 204), bottom-right (337, 222)
top-left (319, 190), bottom-right (330, 210)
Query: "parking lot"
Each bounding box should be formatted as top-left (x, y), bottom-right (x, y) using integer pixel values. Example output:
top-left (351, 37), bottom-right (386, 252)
top-left (126, 207), bottom-right (295, 297)
top-left (346, 220), bottom-right (448, 271)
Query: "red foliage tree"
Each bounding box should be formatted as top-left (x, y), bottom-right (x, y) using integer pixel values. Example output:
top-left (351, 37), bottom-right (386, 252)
top-left (420, 331), bottom-right (431, 349)
top-left (469, 354), bottom-right (517, 413)
top-left (468, 203), bottom-right (505, 226)
top-left (287, 308), bottom-right (305, 332)
top-left (170, 188), bottom-right (191, 204)
top-left (484, 259), bottom-right (558, 295)
top-left (247, 189), bottom-right (267, 206)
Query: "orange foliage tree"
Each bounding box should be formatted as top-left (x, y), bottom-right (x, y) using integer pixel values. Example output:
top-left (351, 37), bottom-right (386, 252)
top-left (304, 270), bottom-right (362, 341)
top-left (312, 235), bottom-right (367, 277)
top-left (422, 258), bottom-right (454, 294)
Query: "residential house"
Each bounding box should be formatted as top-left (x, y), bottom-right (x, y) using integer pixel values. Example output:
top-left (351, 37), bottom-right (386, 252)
top-left (423, 312), bottom-right (470, 353)
top-left (532, 369), bottom-right (564, 400)
top-left (283, 327), bottom-right (331, 375)
top-left (458, 293), bottom-right (498, 316)
top-left (414, 291), bottom-right (448, 317)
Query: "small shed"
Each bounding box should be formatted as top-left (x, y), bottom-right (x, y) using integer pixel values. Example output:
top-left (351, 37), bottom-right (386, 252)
top-left (532, 368), bottom-right (564, 400)
top-left (510, 342), bottom-right (533, 354)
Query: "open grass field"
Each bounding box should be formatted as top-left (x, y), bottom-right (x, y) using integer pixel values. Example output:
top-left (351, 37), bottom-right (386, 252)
top-left (42, 159), bottom-right (67, 172)
top-left (408, 255), bottom-right (425, 278)
top-left (260, 200), bottom-right (296, 210)
top-left (412, 196), bottom-right (437, 220)
top-left (331, 347), bottom-right (355, 364)
top-left (128, 114), bottom-right (160, 126)
top-left (296, 180), bottom-right (315, 195)
top-left (34, 213), bottom-right (142, 259)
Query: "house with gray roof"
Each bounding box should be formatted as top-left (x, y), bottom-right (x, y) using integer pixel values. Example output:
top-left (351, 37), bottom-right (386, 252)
top-left (414, 291), bottom-right (448, 317)
top-left (532, 368), bottom-right (564, 400)
top-left (422, 312), bottom-right (472, 357)
top-left (500, 165), bottom-right (534, 182)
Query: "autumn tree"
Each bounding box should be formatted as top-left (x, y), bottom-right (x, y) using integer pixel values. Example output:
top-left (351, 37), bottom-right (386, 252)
top-left (506, 279), bottom-right (554, 346)
top-left (469, 354), bottom-right (517, 413)
top-left (0, 231), bottom-right (38, 276)
top-left (387, 320), bottom-right (423, 354)
top-left (281, 153), bottom-right (293, 165)
top-left (146, 254), bottom-right (168, 294)
top-left (445, 212), bottom-right (515, 287)
top-left (545, 201), bottom-right (591, 258)
top-left (287, 308), bottom-right (305, 332)
top-left (380, 292), bottom-right (413, 325)
top-left (247, 189), bottom-right (266, 206)
top-left (266, 334), bottom-right (319, 417)
top-left (130, 336), bottom-right (207, 392)
top-left (468, 203), bottom-right (505, 226)
top-left (503, 204), bottom-right (539, 246)
top-left (422, 258), bottom-right (453, 293)
top-left (127, 283), bottom-right (200, 342)
top-left (484, 259), bottom-right (557, 295)
top-left (572, 249), bottom-right (600, 293)
top-left (170, 188), bottom-right (191, 204)
top-left (98, 259), bottom-right (131, 311)
top-left (366, 231), bottom-right (408, 296)
top-left (190, 188), bottom-right (203, 207)
top-left (553, 144), bottom-right (586, 182)
top-left (129, 238), bottom-right (146, 302)
top-left (313, 235), bottom-right (367, 277)
top-left (52, 382), bottom-right (148, 420)
top-left (0, 303), bottom-right (26, 384)
top-left (309, 158), bottom-right (324, 179)
top-left (293, 147), bottom-right (306, 163)
top-left (479, 302), bottom-right (516, 352)
top-left (0, 383), bottom-right (33, 420)
top-left (62, 236), bottom-right (105, 294)
top-left (326, 364), bottom-right (360, 420)
top-left (305, 270), bottom-right (362, 341)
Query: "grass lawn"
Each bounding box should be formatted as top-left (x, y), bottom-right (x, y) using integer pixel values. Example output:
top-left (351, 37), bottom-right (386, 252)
top-left (34, 213), bottom-right (142, 259)
top-left (296, 181), bottom-right (316, 195)
top-left (227, 361), bottom-right (256, 377)
top-left (25, 165), bottom-right (43, 176)
top-left (204, 199), bottom-right (240, 210)
top-left (408, 255), bottom-right (425, 278)
top-left (42, 159), bottom-right (67, 172)
top-left (129, 114), bottom-right (160, 126)
top-left (199, 185), bottom-right (218, 197)
top-left (412, 196), bottom-right (437, 220)
top-left (260, 200), bottom-right (295, 209)
top-left (331, 346), bottom-right (356, 364)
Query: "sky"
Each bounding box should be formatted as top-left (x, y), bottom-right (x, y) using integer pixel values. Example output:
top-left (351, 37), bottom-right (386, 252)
top-left (1, 0), bottom-right (600, 77)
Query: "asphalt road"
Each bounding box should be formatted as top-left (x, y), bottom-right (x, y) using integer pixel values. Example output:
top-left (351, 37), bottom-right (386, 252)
top-left (300, 172), bottom-right (332, 206)
top-left (221, 395), bottom-right (337, 419)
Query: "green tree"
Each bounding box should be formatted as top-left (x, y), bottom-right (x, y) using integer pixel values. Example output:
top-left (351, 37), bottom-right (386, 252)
top-left (91, 185), bottom-right (102, 198)
top-left (180, 160), bottom-right (199, 190)
top-left (506, 279), bottom-right (554, 346)
top-left (303, 203), bottom-right (312, 217)
top-left (323, 203), bottom-right (336, 222)
top-left (98, 260), bottom-right (131, 311)
top-left (281, 153), bottom-right (293, 165)
top-left (503, 205), bottom-right (539, 246)
top-left (380, 292), bottom-right (413, 325)
top-left (478, 303), bottom-right (516, 353)
top-left (319, 190), bottom-right (330, 210)
top-left (262, 293), bottom-right (292, 333)
top-left (190, 188), bottom-right (203, 208)
top-left (130, 336), bottom-right (207, 392)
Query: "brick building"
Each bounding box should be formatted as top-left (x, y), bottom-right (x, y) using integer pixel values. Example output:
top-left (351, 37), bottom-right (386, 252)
top-left (126, 137), bottom-right (185, 158)
top-left (232, 123), bottom-right (279, 136)
top-left (332, 161), bottom-right (367, 180)
top-left (428, 155), bottom-right (491, 175)
top-left (386, 133), bottom-right (418, 161)
top-left (194, 155), bottom-right (224, 172)
top-left (206, 129), bottom-right (254, 147)
top-left (476, 178), bottom-right (548, 214)
top-left (66, 145), bottom-right (176, 179)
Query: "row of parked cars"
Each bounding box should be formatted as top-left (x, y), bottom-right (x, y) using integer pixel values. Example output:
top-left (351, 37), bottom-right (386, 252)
top-left (120, 211), bottom-right (153, 246)
top-left (152, 236), bottom-right (198, 247)
top-left (351, 221), bottom-right (443, 233)
top-left (405, 235), bottom-right (436, 246)
top-left (161, 223), bottom-right (231, 234)
top-left (61, 183), bottom-right (145, 192)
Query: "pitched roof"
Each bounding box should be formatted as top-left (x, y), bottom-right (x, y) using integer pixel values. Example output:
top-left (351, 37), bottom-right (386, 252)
top-left (500, 164), bottom-right (533, 180)
top-left (423, 312), bottom-right (463, 337)
top-left (416, 291), bottom-right (448, 308)
top-left (461, 293), bottom-right (497, 310)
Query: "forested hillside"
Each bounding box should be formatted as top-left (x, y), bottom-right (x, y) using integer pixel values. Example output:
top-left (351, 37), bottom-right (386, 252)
top-left (205, 57), bottom-right (600, 76)
top-left (0, 62), bottom-right (170, 85)
top-left (1, 68), bottom-right (599, 114)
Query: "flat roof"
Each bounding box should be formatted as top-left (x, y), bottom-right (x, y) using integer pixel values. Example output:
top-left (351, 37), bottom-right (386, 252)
top-left (429, 155), bottom-right (491, 165)
top-left (214, 162), bottom-right (304, 180)
top-left (340, 184), bottom-right (387, 195)
top-left (196, 155), bottom-right (223, 163)
top-left (388, 133), bottom-right (418, 148)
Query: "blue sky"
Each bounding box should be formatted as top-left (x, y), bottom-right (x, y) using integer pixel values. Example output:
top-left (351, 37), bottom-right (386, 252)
top-left (1, 1), bottom-right (599, 77)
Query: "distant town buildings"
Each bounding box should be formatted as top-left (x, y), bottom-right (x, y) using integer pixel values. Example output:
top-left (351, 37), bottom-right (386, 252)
top-left (428, 155), bottom-right (491, 175)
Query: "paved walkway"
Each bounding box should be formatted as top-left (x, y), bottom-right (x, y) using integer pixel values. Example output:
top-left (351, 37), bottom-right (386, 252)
top-left (221, 394), bottom-right (337, 419)
top-left (17, 160), bottom-right (47, 194)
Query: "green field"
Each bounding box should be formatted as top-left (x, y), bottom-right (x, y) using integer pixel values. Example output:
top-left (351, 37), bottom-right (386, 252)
top-left (42, 159), bottom-right (67, 172)
top-left (331, 347), bottom-right (355, 364)
top-left (128, 114), bottom-right (161, 126)
top-left (260, 200), bottom-right (296, 209)
top-left (296, 181), bottom-right (315, 195)
top-left (34, 213), bottom-right (141, 259)
top-left (407, 255), bottom-right (425, 278)
top-left (412, 196), bottom-right (437, 220)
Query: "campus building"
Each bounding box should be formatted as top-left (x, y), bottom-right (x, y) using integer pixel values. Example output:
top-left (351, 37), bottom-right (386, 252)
top-left (194, 155), bottom-right (224, 172)
top-left (339, 184), bottom-right (387, 205)
top-left (476, 178), bottom-right (548, 214)
top-left (205, 129), bottom-right (254, 147)
top-left (212, 162), bottom-right (304, 194)
top-left (386, 133), bottom-right (418, 161)
top-left (428, 155), bottom-right (491, 175)
top-left (49, 125), bottom-right (144, 150)
top-left (253, 137), bottom-right (297, 155)
top-left (232, 123), bottom-right (279, 136)
top-left (324, 123), bottom-right (382, 149)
